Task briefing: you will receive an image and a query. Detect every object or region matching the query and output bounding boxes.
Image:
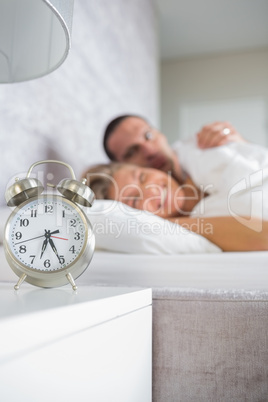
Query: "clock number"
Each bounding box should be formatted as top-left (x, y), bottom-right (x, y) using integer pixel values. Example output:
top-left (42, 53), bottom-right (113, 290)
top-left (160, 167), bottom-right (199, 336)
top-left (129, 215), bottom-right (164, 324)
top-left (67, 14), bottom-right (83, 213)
top-left (45, 205), bottom-right (53, 213)
top-left (69, 245), bottom-right (76, 254)
top-left (31, 209), bottom-right (37, 218)
top-left (30, 255), bottom-right (36, 264)
top-left (74, 232), bottom-right (80, 240)
top-left (62, 210), bottom-right (65, 218)
top-left (59, 255), bottom-right (65, 264)
top-left (20, 219), bottom-right (29, 227)
top-left (44, 259), bottom-right (51, 268)
top-left (69, 219), bottom-right (77, 227)
top-left (15, 232), bottom-right (22, 240)
top-left (19, 245), bottom-right (26, 253)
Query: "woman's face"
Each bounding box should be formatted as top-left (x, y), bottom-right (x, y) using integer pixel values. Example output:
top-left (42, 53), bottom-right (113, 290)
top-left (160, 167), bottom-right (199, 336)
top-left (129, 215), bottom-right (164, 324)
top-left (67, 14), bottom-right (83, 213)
top-left (108, 165), bottom-right (186, 218)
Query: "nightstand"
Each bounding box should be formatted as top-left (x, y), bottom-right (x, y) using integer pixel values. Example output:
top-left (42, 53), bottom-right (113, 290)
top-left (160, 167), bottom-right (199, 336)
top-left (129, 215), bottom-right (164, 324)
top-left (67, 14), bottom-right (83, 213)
top-left (0, 284), bottom-right (152, 402)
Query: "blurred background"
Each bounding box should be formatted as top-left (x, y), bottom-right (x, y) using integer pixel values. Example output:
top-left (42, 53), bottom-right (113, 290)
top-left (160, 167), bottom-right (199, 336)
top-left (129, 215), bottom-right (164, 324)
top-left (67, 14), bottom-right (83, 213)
top-left (156, 0), bottom-right (268, 145)
top-left (0, 0), bottom-right (268, 205)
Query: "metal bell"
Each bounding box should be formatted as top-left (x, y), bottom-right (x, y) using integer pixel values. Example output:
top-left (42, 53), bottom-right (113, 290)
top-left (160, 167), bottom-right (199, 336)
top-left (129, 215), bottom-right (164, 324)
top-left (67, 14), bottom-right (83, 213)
top-left (5, 178), bottom-right (44, 207)
top-left (57, 178), bottom-right (95, 207)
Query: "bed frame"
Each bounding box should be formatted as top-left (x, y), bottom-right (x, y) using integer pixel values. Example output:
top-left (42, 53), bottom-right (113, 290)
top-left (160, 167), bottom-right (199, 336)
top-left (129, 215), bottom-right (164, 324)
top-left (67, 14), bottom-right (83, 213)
top-left (84, 251), bottom-right (268, 401)
top-left (1, 248), bottom-right (268, 401)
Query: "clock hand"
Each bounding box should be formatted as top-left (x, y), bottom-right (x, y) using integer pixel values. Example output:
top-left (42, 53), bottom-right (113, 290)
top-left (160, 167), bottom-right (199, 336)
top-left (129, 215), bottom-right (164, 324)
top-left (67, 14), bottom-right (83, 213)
top-left (40, 238), bottom-right (48, 259)
top-left (15, 230), bottom-right (60, 245)
top-left (40, 229), bottom-right (51, 259)
top-left (50, 230), bottom-right (60, 236)
top-left (48, 238), bottom-right (62, 263)
top-left (51, 235), bottom-right (68, 241)
top-left (15, 234), bottom-right (45, 245)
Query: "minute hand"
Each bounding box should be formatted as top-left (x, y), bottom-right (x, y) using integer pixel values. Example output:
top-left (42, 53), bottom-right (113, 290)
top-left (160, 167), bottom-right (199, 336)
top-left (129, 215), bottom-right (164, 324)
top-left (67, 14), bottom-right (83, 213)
top-left (49, 238), bottom-right (62, 263)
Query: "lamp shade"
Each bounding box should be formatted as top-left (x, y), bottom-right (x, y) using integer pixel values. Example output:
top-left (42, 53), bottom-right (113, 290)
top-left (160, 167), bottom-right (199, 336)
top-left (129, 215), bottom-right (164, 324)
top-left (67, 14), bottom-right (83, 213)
top-left (0, 0), bottom-right (74, 83)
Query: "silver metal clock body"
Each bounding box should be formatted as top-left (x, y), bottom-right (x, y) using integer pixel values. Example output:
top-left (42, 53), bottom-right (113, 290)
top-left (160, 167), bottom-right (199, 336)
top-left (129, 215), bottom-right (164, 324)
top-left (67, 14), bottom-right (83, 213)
top-left (4, 194), bottom-right (95, 289)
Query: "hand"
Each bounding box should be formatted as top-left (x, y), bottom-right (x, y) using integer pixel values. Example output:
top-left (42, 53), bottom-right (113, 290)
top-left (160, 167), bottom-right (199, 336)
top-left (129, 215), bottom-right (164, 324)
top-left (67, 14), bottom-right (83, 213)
top-left (196, 121), bottom-right (246, 149)
top-left (48, 238), bottom-right (62, 263)
top-left (40, 238), bottom-right (48, 259)
top-left (40, 229), bottom-right (60, 259)
top-left (16, 229), bottom-right (60, 245)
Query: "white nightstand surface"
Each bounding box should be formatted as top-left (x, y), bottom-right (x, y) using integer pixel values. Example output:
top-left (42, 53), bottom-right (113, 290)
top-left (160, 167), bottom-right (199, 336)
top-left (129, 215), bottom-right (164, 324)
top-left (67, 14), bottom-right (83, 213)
top-left (0, 283), bottom-right (152, 363)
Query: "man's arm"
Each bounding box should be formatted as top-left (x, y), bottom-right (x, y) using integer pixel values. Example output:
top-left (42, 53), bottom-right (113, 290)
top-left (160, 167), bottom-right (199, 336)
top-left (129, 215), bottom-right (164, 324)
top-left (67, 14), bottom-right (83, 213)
top-left (196, 121), bottom-right (246, 149)
top-left (169, 216), bottom-right (268, 252)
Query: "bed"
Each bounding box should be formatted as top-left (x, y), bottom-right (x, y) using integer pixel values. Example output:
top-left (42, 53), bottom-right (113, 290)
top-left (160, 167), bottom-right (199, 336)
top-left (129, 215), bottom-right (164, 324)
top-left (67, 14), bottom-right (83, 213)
top-left (1, 246), bottom-right (268, 401)
top-left (81, 251), bottom-right (268, 401)
top-left (1, 141), bottom-right (268, 401)
top-left (65, 250), bottom-right (268, 402)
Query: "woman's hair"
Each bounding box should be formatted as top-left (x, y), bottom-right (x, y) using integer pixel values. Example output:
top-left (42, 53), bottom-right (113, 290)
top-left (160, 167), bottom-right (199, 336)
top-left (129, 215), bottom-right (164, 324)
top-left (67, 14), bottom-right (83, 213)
top-left (81, 162), bottom-right (123, 199)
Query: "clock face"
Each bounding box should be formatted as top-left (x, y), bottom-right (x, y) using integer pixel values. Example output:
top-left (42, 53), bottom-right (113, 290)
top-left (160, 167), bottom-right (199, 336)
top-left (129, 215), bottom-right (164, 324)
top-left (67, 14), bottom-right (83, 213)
top-left (6, 195), bottom-right (90, 273)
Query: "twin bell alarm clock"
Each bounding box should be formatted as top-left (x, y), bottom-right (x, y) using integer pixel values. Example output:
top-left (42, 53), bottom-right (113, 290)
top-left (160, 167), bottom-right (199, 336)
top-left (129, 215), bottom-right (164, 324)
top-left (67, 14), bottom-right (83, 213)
top-left (4, 160), bottom-right (95, 291)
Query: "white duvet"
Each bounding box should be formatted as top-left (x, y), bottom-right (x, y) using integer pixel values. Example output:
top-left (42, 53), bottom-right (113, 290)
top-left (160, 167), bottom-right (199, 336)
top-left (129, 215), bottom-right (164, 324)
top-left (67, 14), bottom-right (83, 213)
top-left (174, 140), bottom-right (268, 220)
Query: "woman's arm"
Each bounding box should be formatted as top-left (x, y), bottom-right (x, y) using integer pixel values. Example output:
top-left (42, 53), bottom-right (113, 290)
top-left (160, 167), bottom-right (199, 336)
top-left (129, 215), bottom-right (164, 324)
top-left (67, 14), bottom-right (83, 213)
top-left (169, 216), bottom-right (268, 251)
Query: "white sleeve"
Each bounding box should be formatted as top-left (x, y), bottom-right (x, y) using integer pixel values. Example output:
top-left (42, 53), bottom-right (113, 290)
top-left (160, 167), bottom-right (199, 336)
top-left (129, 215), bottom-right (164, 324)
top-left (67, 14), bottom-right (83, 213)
top-left (173, 140), bottom-right (268, 194)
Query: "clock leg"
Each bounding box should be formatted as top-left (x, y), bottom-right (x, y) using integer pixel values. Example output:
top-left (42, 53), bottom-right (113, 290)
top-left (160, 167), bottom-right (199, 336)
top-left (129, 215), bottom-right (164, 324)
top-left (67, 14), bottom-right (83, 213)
top-left (14, 273), bottom-right (27, 290)
top-left (66, 273), bottom-right (77, 291)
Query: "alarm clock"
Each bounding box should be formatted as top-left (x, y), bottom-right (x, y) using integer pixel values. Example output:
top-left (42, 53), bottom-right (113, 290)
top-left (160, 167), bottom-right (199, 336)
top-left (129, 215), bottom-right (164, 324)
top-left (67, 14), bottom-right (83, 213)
top-left (4, 160), bottom-right (95, 291)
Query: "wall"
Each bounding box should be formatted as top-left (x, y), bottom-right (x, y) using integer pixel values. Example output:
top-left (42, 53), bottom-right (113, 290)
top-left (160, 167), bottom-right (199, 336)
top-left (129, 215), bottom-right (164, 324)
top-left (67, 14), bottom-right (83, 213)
top-left (160, 48), bottom-right (268, 144)
top-left (0, 0), bottom-right (159, 205)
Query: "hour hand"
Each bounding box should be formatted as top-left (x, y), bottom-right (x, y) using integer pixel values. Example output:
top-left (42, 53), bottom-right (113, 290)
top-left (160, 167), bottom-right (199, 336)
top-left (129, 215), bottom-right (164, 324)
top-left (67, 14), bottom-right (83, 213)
top-left (40, 238), bottom-right (48, 259)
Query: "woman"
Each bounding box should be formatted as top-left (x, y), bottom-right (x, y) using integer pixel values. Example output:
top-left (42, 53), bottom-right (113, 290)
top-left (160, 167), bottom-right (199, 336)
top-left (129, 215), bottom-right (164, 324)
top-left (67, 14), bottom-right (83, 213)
top-left (82, 162), bottom-right (268, 252)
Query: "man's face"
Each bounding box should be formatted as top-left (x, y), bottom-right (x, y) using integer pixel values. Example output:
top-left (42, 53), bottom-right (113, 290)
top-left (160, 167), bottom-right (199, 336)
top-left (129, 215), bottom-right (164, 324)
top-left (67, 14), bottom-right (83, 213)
top-left (106, 117), bottom-right (176, 173)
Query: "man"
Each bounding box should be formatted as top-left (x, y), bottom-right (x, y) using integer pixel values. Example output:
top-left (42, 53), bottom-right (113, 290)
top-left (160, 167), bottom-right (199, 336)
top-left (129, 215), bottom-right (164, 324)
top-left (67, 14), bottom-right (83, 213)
top-left (103, 114), bottom-right (245, 183)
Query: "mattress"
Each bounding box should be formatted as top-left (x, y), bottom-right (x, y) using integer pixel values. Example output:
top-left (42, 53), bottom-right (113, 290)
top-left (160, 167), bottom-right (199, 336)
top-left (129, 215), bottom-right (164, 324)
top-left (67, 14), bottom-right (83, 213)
top-left (1, 246), bottom-right (268, 401)
top-left (1, 246), bottom-right (268, 293)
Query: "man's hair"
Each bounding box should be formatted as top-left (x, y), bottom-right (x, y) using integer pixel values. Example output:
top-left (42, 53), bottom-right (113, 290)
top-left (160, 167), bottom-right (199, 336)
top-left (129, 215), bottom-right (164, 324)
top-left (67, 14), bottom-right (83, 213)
top-left (103, 114), bottom-right (145, 160)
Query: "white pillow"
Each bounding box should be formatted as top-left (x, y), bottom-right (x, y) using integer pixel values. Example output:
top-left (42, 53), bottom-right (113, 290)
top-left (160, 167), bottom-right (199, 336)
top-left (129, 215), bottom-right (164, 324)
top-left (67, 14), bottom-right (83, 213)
top-left (0, 201), bottom-right (221, 254)
top-left (85, 200), bottom-right (222, 254)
